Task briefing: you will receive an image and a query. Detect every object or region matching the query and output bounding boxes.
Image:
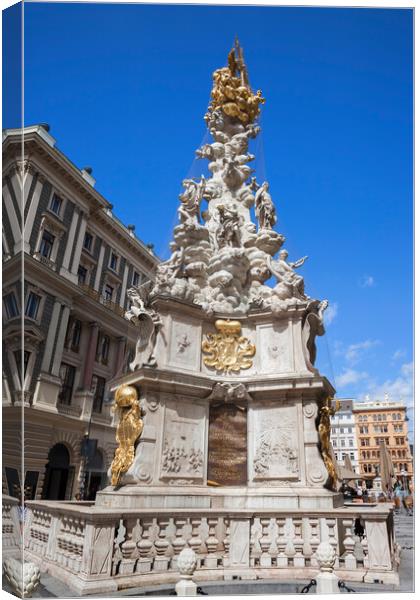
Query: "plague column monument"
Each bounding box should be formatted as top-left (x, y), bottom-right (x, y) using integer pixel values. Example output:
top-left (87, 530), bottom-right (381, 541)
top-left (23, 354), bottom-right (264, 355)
top-left (22, 43), bottom-right (399, 593)
top-left (101, 41), bottom-right (336, 504)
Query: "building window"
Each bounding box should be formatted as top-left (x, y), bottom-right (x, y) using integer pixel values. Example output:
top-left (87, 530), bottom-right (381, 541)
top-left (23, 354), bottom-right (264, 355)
top-left (103, 284), bottom-right (113, 302)
top-left (3, 292), bottom-right (19, 319)
top-left (132, 271), bottom-right (140, 286)
top-left (332, 439), bottom-right (336, 447)
top-left (109, 252), bottom-right (118, 271)
top-left (65, 318), bottom-right (82, 352)
top-left (13, 350), bottom-right (31, 383)
top-left (49, 193), bottom-right (62, 216)
top-left (83, 232), bottom-right (93, 252)
top-left (25, 292), bottom-right (41, 320)
top-left (39, 230), bottom-right (55, 259)
top-left (58, 363), bottom-right (76, 405)
top-left (350, 452), bottom-right (355, 461)
top-left (78, 265), bottom-right (88, 285)
top-left (96, 334), bottom-right (110, 364)
top-left (91, 375), bottom-right (106, 413)
top-left (349, 439), bottom-right (353, 447)
top-left (340, 439), bottom-right (346, 447)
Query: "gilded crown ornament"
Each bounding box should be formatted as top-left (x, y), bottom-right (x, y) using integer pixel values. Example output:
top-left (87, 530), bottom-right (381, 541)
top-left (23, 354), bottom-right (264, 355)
top-left (202, 319), bottom-right (256, 373)
top-left (110, 384), bottom-right (144, 486)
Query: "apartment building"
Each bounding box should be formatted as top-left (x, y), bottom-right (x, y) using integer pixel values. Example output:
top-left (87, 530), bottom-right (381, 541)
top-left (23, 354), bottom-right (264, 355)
top-left (330, 399), bottom-right (359, 475)
top-left (353, 399), bottom-right (413, 488)
top-left (2, 124), bottom-right (158, 501)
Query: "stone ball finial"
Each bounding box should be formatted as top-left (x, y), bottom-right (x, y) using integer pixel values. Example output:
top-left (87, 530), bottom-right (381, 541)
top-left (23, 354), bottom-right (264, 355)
top-left (178, 547), bottom-right (197, 577)
top-left (315, 542), bottom-right (336, 572)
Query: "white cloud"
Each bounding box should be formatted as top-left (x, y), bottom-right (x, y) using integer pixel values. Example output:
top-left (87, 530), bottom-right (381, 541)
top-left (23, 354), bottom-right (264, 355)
top-left (360, 275), bottom-right (375, 288)
top-left (336, 368), bottom-right (369, 387)
top-left (366, 361), bottom-right (413, 408)
top-left (344, 339), bottom-right (380, 365)
top-left (392, 349), bottom-right (406, 362)
top-left (324, 302), bottom-right (338, 326)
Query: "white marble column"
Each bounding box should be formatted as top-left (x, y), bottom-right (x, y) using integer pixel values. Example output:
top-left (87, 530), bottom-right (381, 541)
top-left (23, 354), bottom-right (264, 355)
top-left (93, 243), bottom-right (105, 291)
top-left (23, 176), bottom-right (44, 253)
top-left (119, 263), bottom-right (129, 307)
top-left (51, 305), bottom-right (71, 377)
top-left (3, 182), bottom-right (21, 253)
top-left (60, 208), bottom-right (79, 279)
top-left (70, 212), bottom-right (88, 276)
top-left (40, 301), bottom-right (62, 373)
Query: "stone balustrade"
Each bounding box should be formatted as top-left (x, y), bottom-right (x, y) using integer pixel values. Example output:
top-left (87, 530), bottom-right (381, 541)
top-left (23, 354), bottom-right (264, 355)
top-left (20, 500), bottom-right (399, 595)
top-left (2, 495), bottom-right (21, 557)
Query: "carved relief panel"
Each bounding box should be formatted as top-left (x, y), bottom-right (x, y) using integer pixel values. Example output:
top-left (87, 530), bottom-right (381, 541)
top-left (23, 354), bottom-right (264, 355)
top-left (160, 397), bottom-right (207, 483)
top-left (168, 318), bottom-right (201, 372)
top-left (250, 404), bottom-right (301, 481)
top-left (256, 322), bottom-right (292, 375)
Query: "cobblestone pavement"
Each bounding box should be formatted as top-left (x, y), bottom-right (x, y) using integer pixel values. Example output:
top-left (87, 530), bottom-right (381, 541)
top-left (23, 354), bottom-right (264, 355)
top-left (3, 511), bottom-right (414, 597)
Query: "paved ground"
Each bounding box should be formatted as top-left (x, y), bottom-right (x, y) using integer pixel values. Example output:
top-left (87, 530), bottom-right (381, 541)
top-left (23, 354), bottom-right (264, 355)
top-left (3, 512), bottom-right (414, 597)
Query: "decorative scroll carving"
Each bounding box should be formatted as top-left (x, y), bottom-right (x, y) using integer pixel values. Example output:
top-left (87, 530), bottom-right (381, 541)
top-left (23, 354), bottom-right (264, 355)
top-left (206, 382), bottom-right (253, 406)
top-left (202, 319), bottom-right (255, 373)
top-left (110, 385), bottom-right (144, 486)
top-left (318, 396), bottom-right (341, 491)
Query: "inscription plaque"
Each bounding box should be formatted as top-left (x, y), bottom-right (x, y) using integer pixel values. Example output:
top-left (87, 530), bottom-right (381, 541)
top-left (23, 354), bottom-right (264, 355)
top-left (207, 404), bottom-right (247, 486)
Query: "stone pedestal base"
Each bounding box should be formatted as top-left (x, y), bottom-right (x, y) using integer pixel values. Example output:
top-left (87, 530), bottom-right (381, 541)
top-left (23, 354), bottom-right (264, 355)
top-left (316, 572), bottom-right (339, 594)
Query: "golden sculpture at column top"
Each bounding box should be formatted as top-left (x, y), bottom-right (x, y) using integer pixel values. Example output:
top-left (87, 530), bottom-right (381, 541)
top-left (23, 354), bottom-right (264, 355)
top-left (202, 319), bottom-right (256, 373)
top-left (209, 38), bottom-right (265, 124)
top-left (110, 384), bottom-right (144, 486)
top-left (318, 396), bottom-right (341, 490)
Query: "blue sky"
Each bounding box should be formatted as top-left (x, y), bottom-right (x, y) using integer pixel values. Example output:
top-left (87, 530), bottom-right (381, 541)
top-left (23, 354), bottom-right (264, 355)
top-left (4, 3), bottom-right (413, 427)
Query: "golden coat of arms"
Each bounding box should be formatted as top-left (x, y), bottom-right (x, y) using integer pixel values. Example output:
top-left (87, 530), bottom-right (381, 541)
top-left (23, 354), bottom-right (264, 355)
top-left (202, 319), bottom-right (256, 373)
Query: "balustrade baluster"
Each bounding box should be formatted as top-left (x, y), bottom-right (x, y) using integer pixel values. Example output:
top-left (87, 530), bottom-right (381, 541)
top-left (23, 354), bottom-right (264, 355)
top-left (120, 519), bottom-right (138, 575)
top-left (171, 518), bottom-right (187, 571)
top-left (154, 518), bottom-right (171, 572)
top-left (259, 518), bottom-right (272, 567)
top-left (326, 518), bottom-right (339, 568)
top-left (302, 518), bottom-right (312, 564)
top-left (136, 518), bottom-right (154, 573)
top-left (188, 518), bottom-right (202, 569)
top-left (276, 517), bottom-right (288, 567)
top-left (204, 517), bottom-right (220, 569)
top-left (342, 518), bottom-right (357, 570)
top-left (223, 518), bottom-right (230, 567)
top-left (284, 518), bottom-right (296, 563)
top-left (293, 518), bottom-right (305, 567)
top-left (309, 518), bottom-right (320, 567)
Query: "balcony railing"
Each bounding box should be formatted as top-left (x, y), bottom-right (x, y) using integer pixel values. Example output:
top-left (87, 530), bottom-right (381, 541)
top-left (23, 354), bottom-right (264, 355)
top-left (79, 284), bottom-right (126, 318)
top-left (23, 500), bottom-right (399, 595)
top-left (33, 252), bottom-right (57, 271)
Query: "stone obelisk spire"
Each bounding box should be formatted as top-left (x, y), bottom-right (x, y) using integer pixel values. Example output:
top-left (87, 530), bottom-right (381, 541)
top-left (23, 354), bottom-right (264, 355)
top-left (151, 41), bottom-right (324, 320)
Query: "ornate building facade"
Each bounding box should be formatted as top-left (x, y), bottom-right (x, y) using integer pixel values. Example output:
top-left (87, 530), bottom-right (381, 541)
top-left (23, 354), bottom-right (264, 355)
top-left (330, 399), bottom-right (360, 475)
top-left (2, 124), bottom-right (158, 501)
top-left (353, 399), bottom-right (413, 488)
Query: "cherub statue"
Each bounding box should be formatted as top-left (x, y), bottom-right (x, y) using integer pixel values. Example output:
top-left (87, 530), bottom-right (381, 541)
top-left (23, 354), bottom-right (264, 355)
top-left (178, 176), bottom-right (206, 224)
top-left (252, 179), bottom-right (276, 230)
top-left (268, 250), bottom-right (308, 299)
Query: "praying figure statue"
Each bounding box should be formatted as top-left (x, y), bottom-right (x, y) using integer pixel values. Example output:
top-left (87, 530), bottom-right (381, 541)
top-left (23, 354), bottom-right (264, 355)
top-left (216, 204), bottom-right (242, 248)
top-left (252, 180), bottom-right (276, 230)
top-left (178, 176), bottom-right (206, 224)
